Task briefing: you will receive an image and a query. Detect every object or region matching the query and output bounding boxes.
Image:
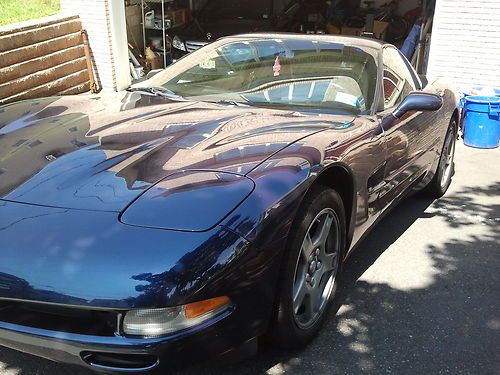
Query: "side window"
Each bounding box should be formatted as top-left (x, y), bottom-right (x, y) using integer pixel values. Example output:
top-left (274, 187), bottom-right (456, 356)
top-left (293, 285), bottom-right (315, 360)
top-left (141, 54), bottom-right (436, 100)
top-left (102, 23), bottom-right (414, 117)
top-left (382, 48), bottom-right (416, 110)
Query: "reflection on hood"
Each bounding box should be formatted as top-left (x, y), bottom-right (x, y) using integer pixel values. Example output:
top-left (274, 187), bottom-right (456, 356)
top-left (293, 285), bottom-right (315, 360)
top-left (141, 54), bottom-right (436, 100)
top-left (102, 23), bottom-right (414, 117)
top-left (0, 92), bottom-right (354, 211)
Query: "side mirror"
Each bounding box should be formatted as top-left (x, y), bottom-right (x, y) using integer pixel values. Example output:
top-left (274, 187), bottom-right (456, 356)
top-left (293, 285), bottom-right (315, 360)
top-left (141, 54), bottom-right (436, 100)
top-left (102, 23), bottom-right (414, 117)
top-left (392, 92), bottom-right (442, 119)
top-left (146, 69), bottom-right (163, 80)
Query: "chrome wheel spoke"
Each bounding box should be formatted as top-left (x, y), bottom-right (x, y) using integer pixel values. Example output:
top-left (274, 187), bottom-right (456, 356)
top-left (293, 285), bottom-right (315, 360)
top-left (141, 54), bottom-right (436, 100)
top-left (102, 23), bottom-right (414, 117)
top-left (293, 276), bottom-right (308, 314)
top-left (312, 213), bottom-right (334, 249)
top-left (309, 284), bottom-right (322, 314)
top-left (301, 232), bottom-right (314, 259)
top-left (321, 252), bottom-right (337, 273)
top-left (447, 144), bottom-right (454, 164)
top-left (441, 133), bottom-right (455, 187)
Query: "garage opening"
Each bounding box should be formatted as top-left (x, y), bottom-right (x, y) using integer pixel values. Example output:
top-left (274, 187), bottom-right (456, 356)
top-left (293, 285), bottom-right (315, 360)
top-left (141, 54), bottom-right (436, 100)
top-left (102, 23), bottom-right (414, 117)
top-left (124, 0), bottom-right (436, 81)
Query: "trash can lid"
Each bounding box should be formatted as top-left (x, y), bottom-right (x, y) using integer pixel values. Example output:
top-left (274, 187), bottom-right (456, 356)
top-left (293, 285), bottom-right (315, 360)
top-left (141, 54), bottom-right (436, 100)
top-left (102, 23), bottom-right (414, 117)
top-left (465, 95), bottom-right (500, 104)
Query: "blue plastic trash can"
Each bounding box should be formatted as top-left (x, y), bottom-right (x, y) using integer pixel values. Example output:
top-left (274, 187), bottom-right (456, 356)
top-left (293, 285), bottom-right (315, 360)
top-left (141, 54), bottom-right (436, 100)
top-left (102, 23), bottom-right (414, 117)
top-left (463, 96), bottom-right (500, 149)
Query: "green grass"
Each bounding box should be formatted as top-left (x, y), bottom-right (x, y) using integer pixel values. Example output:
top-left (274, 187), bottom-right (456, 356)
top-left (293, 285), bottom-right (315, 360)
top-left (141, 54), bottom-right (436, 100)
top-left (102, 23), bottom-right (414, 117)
top-left (0, 0), bottom-right (60, 27)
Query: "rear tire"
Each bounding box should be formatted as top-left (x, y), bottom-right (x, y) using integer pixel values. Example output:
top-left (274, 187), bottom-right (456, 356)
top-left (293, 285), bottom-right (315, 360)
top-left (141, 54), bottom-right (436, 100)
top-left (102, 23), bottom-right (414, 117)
top-left (425, 120), bottom-right (457, 198)
top-left (269, 186), bottom-right (346, 349)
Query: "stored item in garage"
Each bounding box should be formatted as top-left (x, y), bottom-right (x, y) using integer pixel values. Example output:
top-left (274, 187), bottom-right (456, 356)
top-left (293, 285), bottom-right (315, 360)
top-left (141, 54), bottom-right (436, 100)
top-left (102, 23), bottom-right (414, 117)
top-left (169, 0), bottom-right (302, 57)
top-left (145, 46), bottom-right (162, 70)
top-left (144, 10), bottom-right (155, 28)
top-left (340, 20), bottom-right (388, 39)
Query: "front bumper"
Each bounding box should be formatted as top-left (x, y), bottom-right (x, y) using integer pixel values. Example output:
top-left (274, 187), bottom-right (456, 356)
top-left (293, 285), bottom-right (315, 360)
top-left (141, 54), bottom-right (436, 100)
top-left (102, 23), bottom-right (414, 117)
top-left (0, 305), bottom-right (256, 373)
top-left (0, 200), bottom-right (276, 372)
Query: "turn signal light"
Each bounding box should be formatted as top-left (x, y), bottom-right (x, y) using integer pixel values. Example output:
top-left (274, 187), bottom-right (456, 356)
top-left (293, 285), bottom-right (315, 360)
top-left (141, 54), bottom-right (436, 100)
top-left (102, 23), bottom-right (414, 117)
top-left (185, 296), bottom-right (231, 319)
top-left (123, 296), bottom-right (231, 337)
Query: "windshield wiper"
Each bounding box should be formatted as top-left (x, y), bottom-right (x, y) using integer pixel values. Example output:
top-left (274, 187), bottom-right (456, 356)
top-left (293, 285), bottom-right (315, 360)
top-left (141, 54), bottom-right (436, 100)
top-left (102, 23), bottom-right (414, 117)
top-left (209, 99), bottom-right (250, 108)
top-left (127, 87), bottom-right (185, 100)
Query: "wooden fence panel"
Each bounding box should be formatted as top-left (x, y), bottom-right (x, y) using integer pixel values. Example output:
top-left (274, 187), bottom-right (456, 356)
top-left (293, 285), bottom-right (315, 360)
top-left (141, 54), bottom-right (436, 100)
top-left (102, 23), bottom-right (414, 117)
top-left (0, 14), bottom-right (92, 104)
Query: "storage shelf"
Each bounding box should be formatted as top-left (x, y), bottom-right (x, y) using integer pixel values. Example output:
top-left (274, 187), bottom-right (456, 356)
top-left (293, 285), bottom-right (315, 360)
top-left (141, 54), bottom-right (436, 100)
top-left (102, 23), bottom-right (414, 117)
top-left (142, 0), bottom-right (175, 3)
top-left (141, 0), bottom-right (190, 68)
top-left (144, 23), bottom-right (184, 31)
top-left (141, 0), bottom-right (171, 68)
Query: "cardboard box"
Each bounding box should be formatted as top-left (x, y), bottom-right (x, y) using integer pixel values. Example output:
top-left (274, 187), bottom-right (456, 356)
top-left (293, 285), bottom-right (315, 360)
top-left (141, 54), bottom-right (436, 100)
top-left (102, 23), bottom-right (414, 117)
top-left (341, 21), bottom-right (389, 39)
top-left (341, 26), bottom-right (363, 36)
top-left (370, 20), bottom-right (389, 39)
top-left (164, 8), bottom-right (190, 27)
top-left (326, 23), bottom-right (341, 34)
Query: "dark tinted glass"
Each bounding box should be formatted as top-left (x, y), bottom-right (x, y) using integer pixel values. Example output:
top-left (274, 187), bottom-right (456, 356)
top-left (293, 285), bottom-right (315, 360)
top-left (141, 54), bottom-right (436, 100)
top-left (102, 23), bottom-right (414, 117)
top-left (204, 0), bottom-right (272, 19)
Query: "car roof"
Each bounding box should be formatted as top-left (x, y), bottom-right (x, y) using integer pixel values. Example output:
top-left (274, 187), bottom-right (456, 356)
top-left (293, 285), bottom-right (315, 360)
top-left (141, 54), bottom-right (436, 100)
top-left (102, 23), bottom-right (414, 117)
top-left (227, 32), bottom-right (387, 51)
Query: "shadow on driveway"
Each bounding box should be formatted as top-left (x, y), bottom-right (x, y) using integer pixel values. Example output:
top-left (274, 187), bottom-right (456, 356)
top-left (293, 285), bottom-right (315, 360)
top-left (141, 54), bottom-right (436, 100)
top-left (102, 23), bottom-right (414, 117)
top-left (180, 183), bottom-right (500, 374)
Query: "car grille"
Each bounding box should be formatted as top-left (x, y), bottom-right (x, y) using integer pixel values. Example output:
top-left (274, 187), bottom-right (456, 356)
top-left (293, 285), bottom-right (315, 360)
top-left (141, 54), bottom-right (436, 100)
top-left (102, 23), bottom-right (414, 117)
top-left (185, 40), bottom-right (208, 53)
top-left (0, 300), bottom-right (119, 336)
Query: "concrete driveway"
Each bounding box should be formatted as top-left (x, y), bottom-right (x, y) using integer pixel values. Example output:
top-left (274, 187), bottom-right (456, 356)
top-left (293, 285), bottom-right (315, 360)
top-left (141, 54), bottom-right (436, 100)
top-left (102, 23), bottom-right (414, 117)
top-left (1, 142), bottom-right (499, 375)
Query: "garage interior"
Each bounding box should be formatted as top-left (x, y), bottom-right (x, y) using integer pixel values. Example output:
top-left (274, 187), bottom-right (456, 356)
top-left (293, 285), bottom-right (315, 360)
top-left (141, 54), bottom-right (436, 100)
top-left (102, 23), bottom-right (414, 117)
top-left (124, 0), bottom-right (436, 81)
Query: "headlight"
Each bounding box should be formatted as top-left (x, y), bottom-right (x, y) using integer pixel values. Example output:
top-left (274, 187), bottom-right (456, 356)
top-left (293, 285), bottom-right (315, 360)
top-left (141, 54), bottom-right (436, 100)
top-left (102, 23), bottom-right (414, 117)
top-left (172, 36), bottom-right (186, 51)
top-left (123, 296), bottom-right (231, 337)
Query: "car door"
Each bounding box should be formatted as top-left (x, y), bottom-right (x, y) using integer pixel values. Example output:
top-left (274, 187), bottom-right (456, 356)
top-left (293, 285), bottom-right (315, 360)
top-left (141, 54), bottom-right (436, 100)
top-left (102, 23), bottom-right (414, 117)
top-left (377, 46), bottom-right (433, 209)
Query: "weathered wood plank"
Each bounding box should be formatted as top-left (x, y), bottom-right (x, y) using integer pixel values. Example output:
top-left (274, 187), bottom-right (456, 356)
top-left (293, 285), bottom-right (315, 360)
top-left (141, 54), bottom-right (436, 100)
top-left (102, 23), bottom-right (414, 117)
top-left (56, 81), bottom-right (91, 96)
top-left (1, 70), bottom-right (89, 104)
top-left (0, 14), bottom-right (79, 36)
top-left (0, 13), bottom-right (92, 104)
top-left (0, 58), bottom-right (87, 99)
top-left (0, 45), bottom-right (85, 84)
top-left (0, 19), bottom-right (82, 53)
top-left (0, 32), bottom-right (82, 69)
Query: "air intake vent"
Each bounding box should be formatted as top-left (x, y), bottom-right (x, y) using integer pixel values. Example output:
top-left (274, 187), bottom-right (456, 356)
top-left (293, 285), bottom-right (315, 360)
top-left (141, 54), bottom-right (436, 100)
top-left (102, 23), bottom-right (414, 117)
top-left (0, 301), bottom-right (118, 336)
top-left (81, 352), bottom-right (159, 372)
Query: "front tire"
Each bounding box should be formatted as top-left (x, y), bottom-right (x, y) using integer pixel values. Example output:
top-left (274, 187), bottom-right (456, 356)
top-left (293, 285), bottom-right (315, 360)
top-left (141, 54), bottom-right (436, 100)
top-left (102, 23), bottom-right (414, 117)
top-left (269, 186), bottom-right (346, 349)
top-left (425, 120), bottom-right (457, 198)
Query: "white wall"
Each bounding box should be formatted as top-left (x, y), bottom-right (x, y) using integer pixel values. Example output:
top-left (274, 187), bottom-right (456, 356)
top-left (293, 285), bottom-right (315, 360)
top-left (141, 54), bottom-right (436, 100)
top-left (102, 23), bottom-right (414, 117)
top-left (427, 0), bottom-right (500, 90)
top-left (60, 0), bottom-right (131, 92)
top-left (108, 0), bottom-right (131, 91)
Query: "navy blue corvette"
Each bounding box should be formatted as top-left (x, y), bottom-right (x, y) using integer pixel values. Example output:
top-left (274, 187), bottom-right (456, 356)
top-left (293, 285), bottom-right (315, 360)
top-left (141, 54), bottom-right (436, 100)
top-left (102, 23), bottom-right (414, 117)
top-left (0, 34), bottom-right (458, 373)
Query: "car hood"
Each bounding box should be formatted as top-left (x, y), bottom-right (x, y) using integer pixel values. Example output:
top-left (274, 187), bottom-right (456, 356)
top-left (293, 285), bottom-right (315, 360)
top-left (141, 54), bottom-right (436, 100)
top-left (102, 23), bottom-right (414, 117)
top-left (0, 92), bottom-right (354, 212)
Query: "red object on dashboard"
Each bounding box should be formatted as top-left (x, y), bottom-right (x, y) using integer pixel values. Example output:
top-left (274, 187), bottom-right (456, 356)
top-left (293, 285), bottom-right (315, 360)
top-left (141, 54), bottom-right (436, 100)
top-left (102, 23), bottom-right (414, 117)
top-left (273, 55), bottom-right (281, 76)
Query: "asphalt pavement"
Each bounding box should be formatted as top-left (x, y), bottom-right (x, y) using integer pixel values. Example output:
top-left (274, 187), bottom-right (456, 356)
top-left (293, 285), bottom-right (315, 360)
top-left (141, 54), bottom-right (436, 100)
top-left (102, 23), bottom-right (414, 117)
top-left (1, 141), bottom-right (499, 375)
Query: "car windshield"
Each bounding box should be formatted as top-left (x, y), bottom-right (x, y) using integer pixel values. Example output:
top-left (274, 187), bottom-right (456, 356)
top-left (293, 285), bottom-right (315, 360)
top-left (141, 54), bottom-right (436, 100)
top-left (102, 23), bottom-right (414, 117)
top-left (203, 0), bottom-right (272, 20)
top-left (141, 37), bottom-right (379, 114)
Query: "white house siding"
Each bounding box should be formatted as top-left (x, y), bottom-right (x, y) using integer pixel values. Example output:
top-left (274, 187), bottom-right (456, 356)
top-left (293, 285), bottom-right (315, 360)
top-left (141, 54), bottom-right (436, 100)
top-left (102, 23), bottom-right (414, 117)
top-left (60, 0), bottom-right (130, 92)
top-left (427, 0), bottom-right (500, 90)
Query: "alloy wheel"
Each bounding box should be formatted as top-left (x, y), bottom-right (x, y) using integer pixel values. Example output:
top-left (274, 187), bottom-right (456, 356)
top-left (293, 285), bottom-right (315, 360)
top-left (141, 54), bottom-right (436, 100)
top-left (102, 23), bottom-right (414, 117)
top-left (292, 208), bottom-right (341, 329)
top-left (440, 132), bottom-right (456, 189)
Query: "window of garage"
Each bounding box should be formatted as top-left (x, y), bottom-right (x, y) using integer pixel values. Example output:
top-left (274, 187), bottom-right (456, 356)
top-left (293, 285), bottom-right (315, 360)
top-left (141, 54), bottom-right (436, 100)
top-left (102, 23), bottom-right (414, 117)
top-left (123, 0), bottom-right (436, 79)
